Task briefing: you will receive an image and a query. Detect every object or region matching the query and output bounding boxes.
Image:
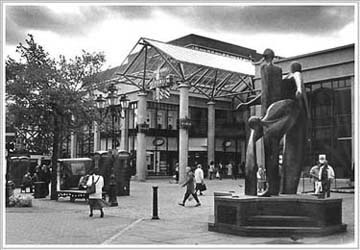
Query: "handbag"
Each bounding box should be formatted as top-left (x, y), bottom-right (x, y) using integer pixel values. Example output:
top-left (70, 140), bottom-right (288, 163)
top-left (86, 175), bottom-right (99, 194)
top-left (199, 183), bottom-right (207, 192)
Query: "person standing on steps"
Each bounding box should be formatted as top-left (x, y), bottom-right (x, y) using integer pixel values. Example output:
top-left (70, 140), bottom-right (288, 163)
top-left (178, 167), bottom-right (201, 207)
top-left (87, 168), bottom-right (106, 218)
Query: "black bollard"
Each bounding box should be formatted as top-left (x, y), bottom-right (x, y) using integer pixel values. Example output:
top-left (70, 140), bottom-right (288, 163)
top-left (152, 186), bottom-right (159, 220)
top-left (108, 174), bottom-right (118, 207)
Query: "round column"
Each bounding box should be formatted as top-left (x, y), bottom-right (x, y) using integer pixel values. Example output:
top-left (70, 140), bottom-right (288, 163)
top-left (120, 108), bottom-right (130, 152)
top-left (124, 108), bottom-right (130, 152)
top-left (207, 101), bottom-right (216, 166)
top-left (178, 83), bottom-right (190, 184)
top-left (136, 92), bottom-right (148, 181)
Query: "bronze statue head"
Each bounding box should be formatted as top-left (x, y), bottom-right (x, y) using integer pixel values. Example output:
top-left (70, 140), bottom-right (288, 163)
top-left (290, 62), bottom-right (302, 73)
top-left (263, 49), bottom-right (275, 62)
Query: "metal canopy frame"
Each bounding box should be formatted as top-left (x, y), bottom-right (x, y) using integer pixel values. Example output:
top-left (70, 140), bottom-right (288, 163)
top-left (115, 37), bottom-right (260, 103)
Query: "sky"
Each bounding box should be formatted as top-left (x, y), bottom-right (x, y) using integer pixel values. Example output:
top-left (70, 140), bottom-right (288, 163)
top-left (4, 4), bottom-right (357, 70)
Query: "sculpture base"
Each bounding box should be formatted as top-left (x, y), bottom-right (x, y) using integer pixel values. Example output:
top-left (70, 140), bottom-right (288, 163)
top-left (208, 193), bottom-right (346, 237)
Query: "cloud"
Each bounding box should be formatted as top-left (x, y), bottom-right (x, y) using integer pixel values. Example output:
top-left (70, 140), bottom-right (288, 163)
top-left (162, 5), bottom-right (354, 35)
top-left (5, 5), bottom-right (107, 45)
top-left (5, 5), bottom-right (354, 47)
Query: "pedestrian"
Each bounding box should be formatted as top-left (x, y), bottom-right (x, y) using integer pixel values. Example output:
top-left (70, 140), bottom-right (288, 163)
top-left (240, 161), bottom-right (245, 178)
top-left (318, 157), bottom-right (335, 198)
top-left (178, 167), bottom-right (201, 207)
top-left (21, 172), bottom-right (33, 193)
top-left (208, 161), bottom-right (215, 180)
top-left (194, 164), bottom-right (205, 195)
top-left (86, 168), bottom-right (106, 218)
top-left (41, 164), bottom-right (51, 196)
top-left (257, 165), bottom-right (266, 193)
top-left (232, 162), bottom-right (238, 180)
top-left (217, 162), bottom-right (223, 180)
top-left (175, 162), bottom-right (179, 183)
top-left (310, 161), bottom-right (321, 194)
top-left (226, 161), bottom-right (233, 178)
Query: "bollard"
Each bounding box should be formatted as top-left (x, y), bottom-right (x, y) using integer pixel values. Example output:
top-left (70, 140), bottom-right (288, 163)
top-left (152, 186), bottom-right (159, 220)
top-left (108, 174), bottom-right (118, 207)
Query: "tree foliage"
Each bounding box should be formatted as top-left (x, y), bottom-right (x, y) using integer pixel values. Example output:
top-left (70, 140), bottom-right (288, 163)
top-left (6, 34), bottom-right (106, 199)
top-left (6, 34), bottom-right (106, 154)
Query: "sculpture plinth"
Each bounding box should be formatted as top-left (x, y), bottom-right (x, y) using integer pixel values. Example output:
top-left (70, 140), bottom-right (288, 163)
top-left (208, 193), bottom-right (347, 237)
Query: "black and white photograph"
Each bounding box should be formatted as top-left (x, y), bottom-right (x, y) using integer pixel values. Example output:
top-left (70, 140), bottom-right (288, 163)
top-left (2, 1), bottom-right (359, 248)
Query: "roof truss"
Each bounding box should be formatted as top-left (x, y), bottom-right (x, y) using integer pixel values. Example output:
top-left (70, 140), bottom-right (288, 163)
top-left (115, 38), bottom-right (258, 102)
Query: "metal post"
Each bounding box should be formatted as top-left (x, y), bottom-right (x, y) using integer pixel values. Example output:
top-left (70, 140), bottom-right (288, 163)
top-left (112, 111), bottom-right (115, 150)
top-left (152, 186), bottom-right (159, 219)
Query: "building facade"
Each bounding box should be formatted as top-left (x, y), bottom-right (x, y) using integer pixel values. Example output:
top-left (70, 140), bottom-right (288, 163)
top-left (70, 35), bottom-right (354, 179)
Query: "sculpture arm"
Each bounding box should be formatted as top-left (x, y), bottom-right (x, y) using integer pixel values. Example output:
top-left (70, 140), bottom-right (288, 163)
top-left (293, 72), bottom-right (311, 119)
top-left (235, 93), bottom-right (261, 110)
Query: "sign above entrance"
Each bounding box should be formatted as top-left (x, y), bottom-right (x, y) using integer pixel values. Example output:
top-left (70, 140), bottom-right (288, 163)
top-left (153, 137), bottom-right (165, 147)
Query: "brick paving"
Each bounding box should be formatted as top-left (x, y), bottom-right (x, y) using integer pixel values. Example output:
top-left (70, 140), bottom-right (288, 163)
top-left (4, 178), bottom-right (356, 247)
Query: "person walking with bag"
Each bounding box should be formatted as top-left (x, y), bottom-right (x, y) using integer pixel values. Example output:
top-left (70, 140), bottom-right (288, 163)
top-left (178, 167), bottom-right (201, 207)
top-left (194, 164), bottom-right (206, 196)
top-left (86, 168), bottom-right (106, 218)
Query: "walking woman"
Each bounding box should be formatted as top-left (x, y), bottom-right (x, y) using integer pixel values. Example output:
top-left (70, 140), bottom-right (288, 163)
top-left (87, 168), bottom-right (106, 218)
top-left (179, 167), bottom-right (201, 207)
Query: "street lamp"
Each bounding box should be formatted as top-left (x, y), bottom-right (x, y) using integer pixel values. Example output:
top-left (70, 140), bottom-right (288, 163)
top-left (95, 83), bottom-right (130, 151)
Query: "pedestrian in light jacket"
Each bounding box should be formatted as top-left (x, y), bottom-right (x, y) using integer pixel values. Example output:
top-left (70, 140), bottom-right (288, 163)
top-left (194, 164), bottom-right (205, 195)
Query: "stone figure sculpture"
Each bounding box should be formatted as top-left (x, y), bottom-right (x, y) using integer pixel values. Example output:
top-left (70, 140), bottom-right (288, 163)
top-left (239, 49), bottom-right (310, 196)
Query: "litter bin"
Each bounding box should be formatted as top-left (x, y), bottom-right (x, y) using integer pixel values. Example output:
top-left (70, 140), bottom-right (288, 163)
top-left (34, 181), bottom-right (47, 198)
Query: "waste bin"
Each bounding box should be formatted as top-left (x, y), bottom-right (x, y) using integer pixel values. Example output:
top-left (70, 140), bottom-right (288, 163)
top-left (34, 181), bottom-right (47, 198)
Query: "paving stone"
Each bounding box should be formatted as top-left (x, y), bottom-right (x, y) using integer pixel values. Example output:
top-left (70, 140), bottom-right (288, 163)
top-left (5, 178), bottom-right (355, 246)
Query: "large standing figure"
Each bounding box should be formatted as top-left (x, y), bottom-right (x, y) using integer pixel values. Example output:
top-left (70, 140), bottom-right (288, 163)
top-left (259, 49), bottom-right (283, 195)
top-left (240, 49), bottom-right (310, 196)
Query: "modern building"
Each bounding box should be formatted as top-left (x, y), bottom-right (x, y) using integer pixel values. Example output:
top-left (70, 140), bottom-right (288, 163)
top-left (68, 34), bottom-right (354, 180)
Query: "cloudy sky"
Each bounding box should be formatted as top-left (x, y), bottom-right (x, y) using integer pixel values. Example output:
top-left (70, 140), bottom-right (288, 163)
top-left (5, 4), bottom-right (356, 69)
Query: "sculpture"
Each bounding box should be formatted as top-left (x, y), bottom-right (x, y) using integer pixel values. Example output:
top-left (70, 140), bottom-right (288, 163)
top-left (240, 49), bottom-right (310, 196)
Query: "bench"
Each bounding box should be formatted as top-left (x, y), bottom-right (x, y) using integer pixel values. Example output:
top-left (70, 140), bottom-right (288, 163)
top-left (57, 189), bottom-right (107, 202)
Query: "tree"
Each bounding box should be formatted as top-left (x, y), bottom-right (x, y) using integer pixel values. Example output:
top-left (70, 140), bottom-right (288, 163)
top-left (6, 34), bottom-right (106, 200)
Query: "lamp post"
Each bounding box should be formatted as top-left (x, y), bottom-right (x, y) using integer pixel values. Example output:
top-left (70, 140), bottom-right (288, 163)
top-left (95, 84), bottom-right (130, 151)
top-left (95, 83), bottom-right (130, 205)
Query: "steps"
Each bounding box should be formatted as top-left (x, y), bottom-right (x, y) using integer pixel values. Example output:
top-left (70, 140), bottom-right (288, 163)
top-left (247, 215), bottom-right (315, 227)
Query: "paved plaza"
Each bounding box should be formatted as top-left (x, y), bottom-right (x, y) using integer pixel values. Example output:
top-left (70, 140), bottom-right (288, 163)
top-left (5, 178), bottom-right (356, 246)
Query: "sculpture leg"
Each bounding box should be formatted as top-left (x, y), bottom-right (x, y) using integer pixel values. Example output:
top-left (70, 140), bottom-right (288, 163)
top-left (244, 100), bottom-right (299, 197)
top-left (263, 136), bottom-right (281, 195)
top-left (281, 109), bottom-right (307, 194)
top-left (244, 129), bottom-right (259, 196)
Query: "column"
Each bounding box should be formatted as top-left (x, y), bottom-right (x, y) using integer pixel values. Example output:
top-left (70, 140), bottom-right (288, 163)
top-left (178, 82), bottom-right (190, 184)
top-left (124, 108), bottom-right (130, 152)
top-left (120, 108), bottom-right (130, 152)
top-left (136, 92), bottom-right (147, 181)
top-left (93, 121), bottom-right (101, 152)
top-left (207, 101), bottom-right (216, 166)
